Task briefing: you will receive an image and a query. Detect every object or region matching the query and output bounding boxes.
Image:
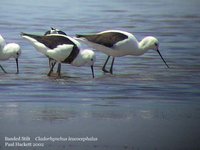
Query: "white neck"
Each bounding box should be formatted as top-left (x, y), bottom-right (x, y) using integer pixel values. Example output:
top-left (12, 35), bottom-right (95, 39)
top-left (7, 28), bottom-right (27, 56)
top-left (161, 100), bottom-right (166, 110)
top-left (138, 40), bottom-right (152, 55)
top-left (137, 36), bottom-right (158, 55)
top-left (71, 52), bottom-right (86, 66)
top-left (120, 39), bottom-right (149, 56)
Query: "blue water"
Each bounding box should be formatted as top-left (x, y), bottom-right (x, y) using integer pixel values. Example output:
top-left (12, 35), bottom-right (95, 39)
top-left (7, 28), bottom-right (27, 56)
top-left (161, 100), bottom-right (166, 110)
top-left (0, 0), bottom-right (200, 150)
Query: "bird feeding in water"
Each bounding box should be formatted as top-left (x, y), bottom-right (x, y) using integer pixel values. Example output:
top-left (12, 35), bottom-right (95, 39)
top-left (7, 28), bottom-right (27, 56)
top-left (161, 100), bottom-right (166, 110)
top-left (44, 27), bottom-right (67, 74)
top-left (0, 35), bottom-right (21, 74)
top-left (21, 33), bottom-right (95, 78)
top-left (76, 30), bottom-right (169, 74)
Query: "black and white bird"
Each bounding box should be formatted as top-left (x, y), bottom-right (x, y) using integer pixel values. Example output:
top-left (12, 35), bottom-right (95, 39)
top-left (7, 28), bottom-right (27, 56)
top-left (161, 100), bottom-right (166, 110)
top-left (21, 33), bottom-right (95, 78)
top-left (76, 30), bottom-right (169, 74)
top-left (44, 27), bottom-right (67, 36)
top-left (0, 35), bottom-right (21, 74)
top-left (44, 27), bottom-right (67, 75)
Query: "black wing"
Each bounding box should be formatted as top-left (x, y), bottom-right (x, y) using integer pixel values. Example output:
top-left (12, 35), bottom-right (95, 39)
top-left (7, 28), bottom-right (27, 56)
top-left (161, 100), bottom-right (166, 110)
top-left (76, 32), bottom-right (128, 48)
top-left (21, 33), bottom-right (75, 49)
top-left (44, 30), bottom-right (51, 35)
top-left (57, 30), bottom-right (67, 35)
top-left (21, 33), bottom-right (79, 64)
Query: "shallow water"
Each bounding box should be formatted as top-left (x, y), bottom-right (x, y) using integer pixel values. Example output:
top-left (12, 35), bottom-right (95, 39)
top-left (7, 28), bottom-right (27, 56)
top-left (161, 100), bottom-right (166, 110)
top-left (0, 0), bottom-right (200, 149)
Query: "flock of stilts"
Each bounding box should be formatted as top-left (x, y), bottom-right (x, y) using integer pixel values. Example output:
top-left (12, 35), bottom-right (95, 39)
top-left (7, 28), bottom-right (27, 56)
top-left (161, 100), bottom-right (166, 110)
top-left (0, 28), bottom-right (169, 78)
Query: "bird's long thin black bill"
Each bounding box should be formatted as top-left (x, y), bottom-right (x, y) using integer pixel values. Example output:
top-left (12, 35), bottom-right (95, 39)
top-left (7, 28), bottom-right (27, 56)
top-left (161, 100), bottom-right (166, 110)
top-left (91, 66), bottom-right (94, 78)
top-left (16, 58), bottom-right (19, 74)
top-left (157, 50), bottom-right (169, 68)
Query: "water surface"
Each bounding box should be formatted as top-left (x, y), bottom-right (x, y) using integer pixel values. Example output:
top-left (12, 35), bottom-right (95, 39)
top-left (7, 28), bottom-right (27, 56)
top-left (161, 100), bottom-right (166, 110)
top-left (0, 0), bottom-right (200, 149)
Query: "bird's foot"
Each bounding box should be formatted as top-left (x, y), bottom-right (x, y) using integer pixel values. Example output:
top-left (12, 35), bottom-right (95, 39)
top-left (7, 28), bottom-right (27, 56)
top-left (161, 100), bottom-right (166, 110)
top-left (102, 68), bottom-right (113, 74)
top-left (47, 71), bottom-right (52, 76)
top-left (102, 68), bottom-right (110, 73)
top-left (57, 73), bottom-right (62, 78)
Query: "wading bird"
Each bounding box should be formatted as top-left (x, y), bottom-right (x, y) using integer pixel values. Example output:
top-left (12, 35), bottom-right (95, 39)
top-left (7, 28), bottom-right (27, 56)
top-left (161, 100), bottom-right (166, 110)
top-left (44, 27), bottom-right (67, 75)
top-left (76, 30), bottom-right (169, 74)
top-left (21, 33), bottom-right (95, 78)
top-left (0, 35), bottom-right (21, 74)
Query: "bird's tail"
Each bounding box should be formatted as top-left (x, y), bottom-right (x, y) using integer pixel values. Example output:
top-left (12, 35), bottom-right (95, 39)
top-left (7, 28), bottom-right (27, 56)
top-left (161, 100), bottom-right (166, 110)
top-left (76, 34), bottom-right (84, 38)
top-left (20, 32), bottom-right (28, 36)
top-left (20, 32), bottom-right (41, 39)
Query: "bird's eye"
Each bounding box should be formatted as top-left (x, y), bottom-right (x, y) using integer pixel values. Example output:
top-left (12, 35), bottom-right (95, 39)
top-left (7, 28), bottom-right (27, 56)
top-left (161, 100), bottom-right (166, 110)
top-left (16, 52), bottom-right (21, 56)
top-left (155, 43), bottom-right (158, 46)
top-left (91, 59), bottom-right (93, 61)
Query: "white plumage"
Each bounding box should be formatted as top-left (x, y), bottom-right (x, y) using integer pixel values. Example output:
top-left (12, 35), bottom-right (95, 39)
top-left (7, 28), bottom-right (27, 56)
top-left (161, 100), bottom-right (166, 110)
top-left (47, 44), bottom-right (74, 62)
top-left (21, 33), bottom-right (95, 78)
top-left (0, 35), bottom-right (21, 73)
top-left (44, 27), bottom-right (67, 73)
top-left (76, 30), bottom-right (169, 74)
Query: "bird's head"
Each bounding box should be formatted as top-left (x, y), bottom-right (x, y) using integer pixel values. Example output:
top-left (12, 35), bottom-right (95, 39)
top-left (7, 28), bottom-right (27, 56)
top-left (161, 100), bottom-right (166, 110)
top-left (8, 43), bottom-right (21, 74)
top-left (140, 36), bottom-right (159, 51)
top-left (9, 43), bottom-right (21, 59)
top-left (44, 27), bottom-right (67, 36)
top-left (81, 49), bottom-right (96, 78)
top-left (140, 36), bottom-right (169, 68)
